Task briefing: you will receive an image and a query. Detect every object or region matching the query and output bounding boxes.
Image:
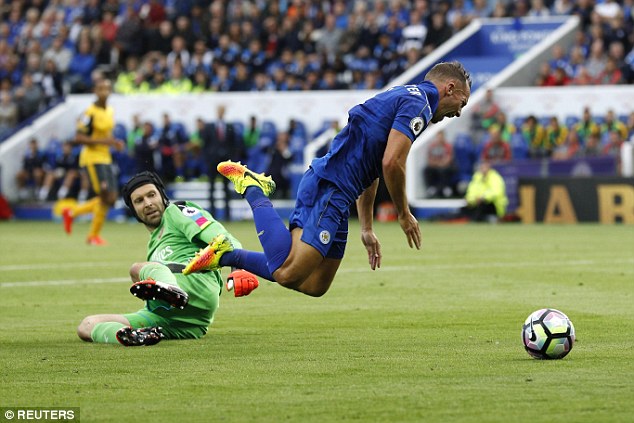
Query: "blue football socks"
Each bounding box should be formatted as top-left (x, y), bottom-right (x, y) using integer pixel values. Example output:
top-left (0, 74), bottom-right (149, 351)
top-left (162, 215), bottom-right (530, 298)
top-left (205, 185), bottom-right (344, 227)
top-left (220, 186), bottom-right (292, 280)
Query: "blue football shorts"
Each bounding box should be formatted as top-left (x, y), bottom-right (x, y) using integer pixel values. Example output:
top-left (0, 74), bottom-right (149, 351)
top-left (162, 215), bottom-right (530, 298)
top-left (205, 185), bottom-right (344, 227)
top-left (289, 167), bottom-right (350, 259)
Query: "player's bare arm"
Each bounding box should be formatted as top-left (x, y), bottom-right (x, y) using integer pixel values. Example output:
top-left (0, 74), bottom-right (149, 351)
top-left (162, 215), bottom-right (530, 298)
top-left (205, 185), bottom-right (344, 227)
top-left (382, 128), bottom-right (421, 250)
top-left (357, 178), bottom-right (381, 270)
top-left (74, 132), bottom-right (125, 150)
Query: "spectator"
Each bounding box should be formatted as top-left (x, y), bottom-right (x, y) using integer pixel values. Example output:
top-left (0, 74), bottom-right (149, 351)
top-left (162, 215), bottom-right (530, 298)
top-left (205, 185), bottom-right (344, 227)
top-left (471, 88), bottom-right (500, 139)
top-left (40, 59), bottom-right (64, 105)
top-left (114, 5), bottom-right (143, 65)
top-left (423, 11), bottom-right (453, 56)
top-left (14, 72), bottom-right (44, 120)
top-left (191, 69), bottom-right (210, 92)
top-left (546, 66), bottom-right (572, 86)
top-left (39, 141), bottom-right (82, 201)
top-left (188, 39), bottom-right (213, 77)
top-left (573, 106), bottom-right (600, 144)
top-left (161, 61), bottom-right (193, 93)
top-left (601, 109), bottom-right (629, 141)
top-left (42, 36), bottom-right (73, 73)
top-left (99, 10), bottom-right (118, 44)
top-left (132, 121), bottom-right (159, 173)
top-left (602, 129), bottom-right (624, 166)
top-left (461, 161), bottom-right (508, 222)
top-left (229, 62), bottom-right (252, 91)
top-left (399, 9), bottom-right (427, 54)
top-left (584, 131), bottom-right (602, 157)
top-left (0, 91), bottom-right (18, 135)
top-left (536, 61), bottom-right (556, 86)
top-left (490, 111), bottom-right (516, 143)
top-left (67, 37), bottom-right (96, 93)
top-left (266, 130), bottom-right (293, 199)
top-left (315, 14), bottom-right (343, 62)
top-left (585, 39), bottom-right (608, 79)
top-left (552, 130), bottom-right (582, 161)
top-left (481, 127), bottom-right (512, 164)
top-left (157, 113), bottom-right (187, 181)
top-left (522, 115), bottom-right (549, 158)
top-left (126, 114), bottom-right (143, 152)
top-left (595, 56), bottom-right (624, 84)
top-left (201, 105), bottom-right (241, 220)
top-left (424, 130), bottom-right (456, 198)
top-left (545, 116), bottom-right (569, 151)
top-left (15, 138), bottom-right (46, 200)
top-left (571, 65), bottom-right (595, 85)
top-left (166, 35), bottom-right (190, 71)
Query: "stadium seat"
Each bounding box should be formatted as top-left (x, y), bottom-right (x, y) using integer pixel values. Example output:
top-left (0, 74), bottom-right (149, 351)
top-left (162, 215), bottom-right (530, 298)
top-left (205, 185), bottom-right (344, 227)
top-left (565, 116), bottom-right (579, 128)
top-left (453, 133), bottom-right (476, 183)
top-left (538, 116), bottom-right (551, 127)
top-left (513, 116), bottom-right (526, 130)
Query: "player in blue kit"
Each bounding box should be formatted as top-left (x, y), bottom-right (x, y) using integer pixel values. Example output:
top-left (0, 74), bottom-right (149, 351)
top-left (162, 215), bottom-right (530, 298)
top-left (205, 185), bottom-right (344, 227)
top-left (184, 61), bottom-right (471, 297)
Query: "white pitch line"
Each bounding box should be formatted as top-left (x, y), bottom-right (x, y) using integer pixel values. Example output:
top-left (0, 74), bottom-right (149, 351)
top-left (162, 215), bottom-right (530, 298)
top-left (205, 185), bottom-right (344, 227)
top-left (1, 258), bottom-right (632, 288)
top-left (0, 277), bottom-right (129, 288)
top-left (0, 262), bottom-right (127, 271)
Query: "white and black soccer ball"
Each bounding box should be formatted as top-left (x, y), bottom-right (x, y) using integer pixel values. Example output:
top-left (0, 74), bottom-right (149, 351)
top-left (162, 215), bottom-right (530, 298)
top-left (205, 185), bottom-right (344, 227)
top-left (522, 308), bottom-right (575, 359)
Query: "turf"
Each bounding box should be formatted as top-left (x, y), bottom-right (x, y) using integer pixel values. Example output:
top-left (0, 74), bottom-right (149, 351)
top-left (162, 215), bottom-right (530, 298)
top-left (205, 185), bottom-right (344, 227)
top-left (1, 220), bottom-right (633, 422)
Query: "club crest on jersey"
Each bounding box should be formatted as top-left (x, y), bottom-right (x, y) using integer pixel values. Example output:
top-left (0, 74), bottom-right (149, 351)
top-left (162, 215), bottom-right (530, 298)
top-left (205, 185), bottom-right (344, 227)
top-left (319, 230), bottom-right (331, 245)
top-left (182, 207), bottom-right (198, 217)
top-left (410, 117), bottom-right (424, 136)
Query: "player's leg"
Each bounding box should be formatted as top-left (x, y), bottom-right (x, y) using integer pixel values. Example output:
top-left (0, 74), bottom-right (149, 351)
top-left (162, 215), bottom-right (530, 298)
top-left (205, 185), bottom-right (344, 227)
top-left (292, 258), bottom-right (342, 297)
top-left (188, 161), bottom-right (290, 277)
top-left (77, 314), bottom-right (130, 343)
top-left (86, 164), bottom-right (118, 245)
top-left (281, 210), bottom-right (348, 296)
top-left (129, 262), bottom-right (189, 309)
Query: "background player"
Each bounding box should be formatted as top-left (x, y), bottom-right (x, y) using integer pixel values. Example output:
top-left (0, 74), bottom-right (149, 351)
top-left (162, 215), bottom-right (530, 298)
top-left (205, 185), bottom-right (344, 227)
top-left (76, 171), bottom-right (259, 346)
top-left (184, 61), bottom-right (471, 297)
top-left (61, 79), bottom-right (124, 245)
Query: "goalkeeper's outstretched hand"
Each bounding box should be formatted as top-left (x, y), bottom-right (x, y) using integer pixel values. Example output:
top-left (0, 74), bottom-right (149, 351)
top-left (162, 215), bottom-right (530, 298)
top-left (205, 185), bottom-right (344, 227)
top-left (226, 269), bottom-right (259, 297)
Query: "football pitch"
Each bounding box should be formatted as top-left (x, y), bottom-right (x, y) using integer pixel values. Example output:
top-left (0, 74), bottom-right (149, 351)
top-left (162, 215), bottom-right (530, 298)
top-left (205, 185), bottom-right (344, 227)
top-left (1, 220), bottom-right (633, 423)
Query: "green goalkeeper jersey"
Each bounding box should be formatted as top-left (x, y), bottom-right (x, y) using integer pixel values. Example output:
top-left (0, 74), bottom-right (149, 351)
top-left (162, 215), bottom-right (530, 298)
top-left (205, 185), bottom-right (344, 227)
top-left (145, 200), bottom-right (241, 325)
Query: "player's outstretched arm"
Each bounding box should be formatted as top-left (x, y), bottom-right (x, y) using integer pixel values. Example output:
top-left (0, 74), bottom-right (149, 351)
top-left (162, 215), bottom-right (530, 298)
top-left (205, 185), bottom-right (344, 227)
top-left (382, 129), bottom-right (421, 250)
top-left (357, 179), bottom-right (382, 270)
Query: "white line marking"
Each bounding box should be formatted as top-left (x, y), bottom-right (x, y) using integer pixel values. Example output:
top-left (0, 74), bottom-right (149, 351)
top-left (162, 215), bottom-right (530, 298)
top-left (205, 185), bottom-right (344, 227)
top-left (0, 277), bottom-right (129, 288)
top-left (1, 258), bottom-right (632, 288)
top-left (0, 262), bottom-right (126, 271)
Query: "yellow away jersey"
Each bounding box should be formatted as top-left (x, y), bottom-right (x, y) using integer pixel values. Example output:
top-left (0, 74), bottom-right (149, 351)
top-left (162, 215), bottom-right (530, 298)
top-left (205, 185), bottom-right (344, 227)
top-left (77, 103), bottom-right (115, 166)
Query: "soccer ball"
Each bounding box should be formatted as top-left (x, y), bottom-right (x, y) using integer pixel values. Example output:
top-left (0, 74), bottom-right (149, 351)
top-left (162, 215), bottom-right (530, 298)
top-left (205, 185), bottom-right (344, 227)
top-left (522, 308), bottom-right (575, 359)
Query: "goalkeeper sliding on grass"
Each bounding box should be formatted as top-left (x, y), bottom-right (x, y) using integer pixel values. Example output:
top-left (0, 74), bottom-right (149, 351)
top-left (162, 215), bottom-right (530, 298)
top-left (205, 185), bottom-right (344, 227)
top-left (77, 171), bottom-right (259, 347)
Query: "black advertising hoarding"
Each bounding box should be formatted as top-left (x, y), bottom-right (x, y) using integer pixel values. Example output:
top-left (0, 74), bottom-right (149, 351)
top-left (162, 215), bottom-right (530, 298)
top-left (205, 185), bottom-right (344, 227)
top-left (517, 178), bottom-right (634, 223)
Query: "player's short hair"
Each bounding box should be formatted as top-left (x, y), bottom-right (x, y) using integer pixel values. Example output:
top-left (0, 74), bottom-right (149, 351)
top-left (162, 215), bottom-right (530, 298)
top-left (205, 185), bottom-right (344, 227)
top-left (425, 61), bottom-right (472, 89)
top-left (121, 171), bottom-right (170, 222)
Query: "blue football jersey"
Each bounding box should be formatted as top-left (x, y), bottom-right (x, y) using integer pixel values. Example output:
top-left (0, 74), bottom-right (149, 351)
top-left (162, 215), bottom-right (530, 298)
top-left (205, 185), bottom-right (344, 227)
top-left (311, 81), bottom-right (439, 201)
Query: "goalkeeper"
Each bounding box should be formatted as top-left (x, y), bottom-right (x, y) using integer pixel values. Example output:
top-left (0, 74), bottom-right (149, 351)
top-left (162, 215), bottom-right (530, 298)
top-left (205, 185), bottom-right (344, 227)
top-left (77, 171), bottom-right (258, 346)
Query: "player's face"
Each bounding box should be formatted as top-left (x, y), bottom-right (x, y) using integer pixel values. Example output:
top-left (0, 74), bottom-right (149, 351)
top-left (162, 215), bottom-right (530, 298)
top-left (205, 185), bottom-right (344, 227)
top-left (131, 184), bottom-right (166, 228)
top-left (95, 80), bottom-right (112, 102)
top-left (432, 81), bottom-right (470, 123)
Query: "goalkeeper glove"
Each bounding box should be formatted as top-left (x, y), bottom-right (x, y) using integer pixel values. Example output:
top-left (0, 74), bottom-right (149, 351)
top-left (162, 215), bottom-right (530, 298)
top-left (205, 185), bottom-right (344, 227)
top-left (226, 269), bottom-right (259, 297)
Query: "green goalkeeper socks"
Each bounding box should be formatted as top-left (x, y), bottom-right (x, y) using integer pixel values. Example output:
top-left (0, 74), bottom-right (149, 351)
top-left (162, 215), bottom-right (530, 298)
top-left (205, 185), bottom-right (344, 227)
top-left (91, 322), bottom-right (127, 344)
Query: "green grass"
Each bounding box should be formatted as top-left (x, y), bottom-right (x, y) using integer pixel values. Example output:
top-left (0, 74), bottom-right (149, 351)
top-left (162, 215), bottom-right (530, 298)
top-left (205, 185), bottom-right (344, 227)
top-left (1, 220), bottom-right (633, 422)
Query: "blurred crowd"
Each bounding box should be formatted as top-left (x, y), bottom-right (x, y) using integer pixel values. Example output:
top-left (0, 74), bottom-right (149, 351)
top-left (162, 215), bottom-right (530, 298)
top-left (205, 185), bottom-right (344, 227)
top-left (3, 0), bottom-right (633, 138)
top-left (15, 105), bottom-right (318, 202)
top-left (535, 0), bottom-right (634, 86)
top-left (423, 88), bottom-right (633, 199)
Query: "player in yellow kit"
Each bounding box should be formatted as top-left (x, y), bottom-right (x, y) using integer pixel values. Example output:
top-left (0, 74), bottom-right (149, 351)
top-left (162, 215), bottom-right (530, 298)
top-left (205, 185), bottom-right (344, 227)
top-left (62, 79), bottom-right (125, 245)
